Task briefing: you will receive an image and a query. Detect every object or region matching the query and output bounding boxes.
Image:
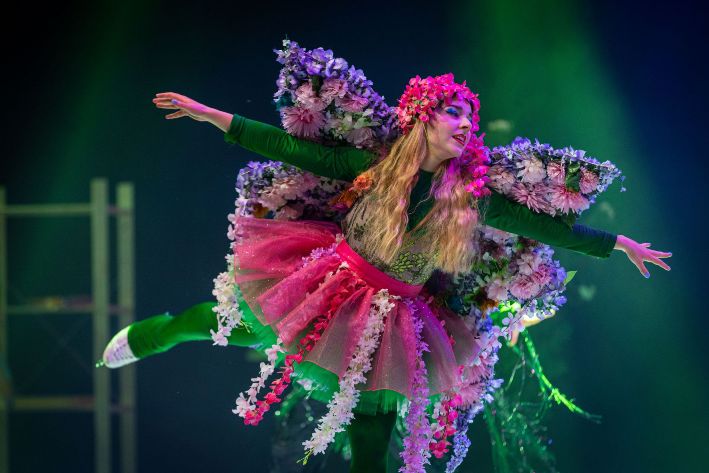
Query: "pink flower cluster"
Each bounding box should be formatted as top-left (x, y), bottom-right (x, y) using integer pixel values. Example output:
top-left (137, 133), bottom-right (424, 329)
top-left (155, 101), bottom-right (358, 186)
top-left (430, 394), bottom-right (463, 458)
top-left (487, 138), bottom-right (619, 217)
top-left (460, 133), bottom-right (491, 198)
top-left (240, 321), bottom-right (324, 426)
top-left (395, 73), bottom-right (480, 134)
top-left (489, 159), bottom-right (596, 215)
top-left (281, 78), bottom-right (379, 147)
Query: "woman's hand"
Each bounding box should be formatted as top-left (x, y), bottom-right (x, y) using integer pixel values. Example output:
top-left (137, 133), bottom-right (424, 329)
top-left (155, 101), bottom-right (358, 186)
top-left (614, 234), bottom-right (672, 278)
top-left (153, 92), bottom-right (212, 120)
top-left (152, 92), bottom-right (233, 131)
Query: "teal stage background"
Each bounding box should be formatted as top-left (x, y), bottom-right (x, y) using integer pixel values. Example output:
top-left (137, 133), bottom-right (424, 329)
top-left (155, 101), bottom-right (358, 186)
top-left (2, 0), bottom-right (707, 471)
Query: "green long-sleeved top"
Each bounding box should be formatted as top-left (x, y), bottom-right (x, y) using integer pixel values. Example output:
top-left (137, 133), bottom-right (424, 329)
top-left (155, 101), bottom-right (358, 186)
top-left (225, 114), bottom-right (616, 283)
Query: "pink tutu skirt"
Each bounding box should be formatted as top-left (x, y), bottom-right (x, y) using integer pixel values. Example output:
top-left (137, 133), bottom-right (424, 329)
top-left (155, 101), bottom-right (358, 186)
top-left (233, 217), bottom-right (479, 414)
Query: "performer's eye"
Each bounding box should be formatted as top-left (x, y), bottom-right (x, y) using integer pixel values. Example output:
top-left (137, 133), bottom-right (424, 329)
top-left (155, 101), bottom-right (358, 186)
top-left (446, 107), bottom-right (459, 116)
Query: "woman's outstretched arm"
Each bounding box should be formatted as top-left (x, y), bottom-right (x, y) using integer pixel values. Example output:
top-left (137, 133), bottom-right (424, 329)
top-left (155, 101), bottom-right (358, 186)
top-left (482, 191), bottom-right (671, 277)
top-left (153, 92), bottom-right (375, 181)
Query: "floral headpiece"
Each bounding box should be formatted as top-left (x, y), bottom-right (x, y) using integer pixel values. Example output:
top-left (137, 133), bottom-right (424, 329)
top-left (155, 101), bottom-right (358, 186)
top-left (395, 73), bottom-right (481, 134)
top-left (395, 73), bottom-right (489, 197)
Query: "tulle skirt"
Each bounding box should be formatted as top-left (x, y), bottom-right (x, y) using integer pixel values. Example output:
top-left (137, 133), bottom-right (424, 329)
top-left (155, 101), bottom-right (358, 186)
top-left (233, 217), bottom-right (479, 415)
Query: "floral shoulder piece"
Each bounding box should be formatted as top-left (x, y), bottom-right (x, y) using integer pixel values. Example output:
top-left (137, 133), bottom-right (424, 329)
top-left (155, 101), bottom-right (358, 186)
top-left (274, 39), bottom-right (398, 151)
top-left (488, 137), bottom-right (625, 223)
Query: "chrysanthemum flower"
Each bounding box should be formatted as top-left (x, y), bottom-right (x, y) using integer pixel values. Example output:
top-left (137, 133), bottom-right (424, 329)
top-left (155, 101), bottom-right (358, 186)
top-left (281, 106), bottom-right (326, 139)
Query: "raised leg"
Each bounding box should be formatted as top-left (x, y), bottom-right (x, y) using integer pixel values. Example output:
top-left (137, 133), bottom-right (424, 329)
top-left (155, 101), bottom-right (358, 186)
top-left (102, 301), bottom-right (260, 367)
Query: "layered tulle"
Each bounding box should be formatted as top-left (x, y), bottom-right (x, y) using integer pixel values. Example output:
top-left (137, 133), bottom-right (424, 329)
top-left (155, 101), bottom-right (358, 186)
top-left (233, 217), bottom-right (479, 414)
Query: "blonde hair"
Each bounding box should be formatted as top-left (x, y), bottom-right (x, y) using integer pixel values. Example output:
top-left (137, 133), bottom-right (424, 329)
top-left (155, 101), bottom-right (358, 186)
top-left (347, 120), bottom-right (479, 275)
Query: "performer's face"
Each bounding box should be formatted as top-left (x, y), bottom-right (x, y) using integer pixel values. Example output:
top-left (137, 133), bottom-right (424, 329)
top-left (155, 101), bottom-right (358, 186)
top-left (426, 96), bottom-right (473, 163)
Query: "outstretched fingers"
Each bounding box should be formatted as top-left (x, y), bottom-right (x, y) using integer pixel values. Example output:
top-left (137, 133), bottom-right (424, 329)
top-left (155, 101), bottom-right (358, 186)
top-left (647, 249), bottom-right (672, 271)
top-left (630, 254), bottom-right (650, 278)
top-left (153, 98), bottom-right (178, 109)
top-left (155, 92), bottom-right (190, 102)
top-left (165, 110), bottom-right (188, 119)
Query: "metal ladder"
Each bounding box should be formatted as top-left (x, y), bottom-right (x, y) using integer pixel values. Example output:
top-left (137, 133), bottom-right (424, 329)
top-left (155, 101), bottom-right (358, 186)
top-left (0, 178), bottom-right (136, 473)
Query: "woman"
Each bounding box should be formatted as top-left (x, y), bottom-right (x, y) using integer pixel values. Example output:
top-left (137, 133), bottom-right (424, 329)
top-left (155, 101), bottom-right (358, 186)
top-left (103, 75), bottom-right (670, 472)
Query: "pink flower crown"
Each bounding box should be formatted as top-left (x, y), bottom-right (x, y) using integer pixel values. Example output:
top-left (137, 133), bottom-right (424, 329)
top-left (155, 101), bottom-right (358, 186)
top-left (396, 73), bottom-right (489, 197)
top-left (395, 73), bottom-right (481, 134)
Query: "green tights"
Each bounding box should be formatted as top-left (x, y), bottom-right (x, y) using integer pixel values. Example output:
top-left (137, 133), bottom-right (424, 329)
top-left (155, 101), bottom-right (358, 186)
top-left (126, 301), bottom-right (261, 357)
top-left (124, 302), bottom-right (398, 472)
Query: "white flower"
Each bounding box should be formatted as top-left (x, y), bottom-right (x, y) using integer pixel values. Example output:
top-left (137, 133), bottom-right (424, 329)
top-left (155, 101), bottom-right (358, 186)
top-left (231, 338), bottom-right (285, 420)
top-left (303, 290), bottom-right (393, 457)
top-left (516, 156), bottom-right (546, 184)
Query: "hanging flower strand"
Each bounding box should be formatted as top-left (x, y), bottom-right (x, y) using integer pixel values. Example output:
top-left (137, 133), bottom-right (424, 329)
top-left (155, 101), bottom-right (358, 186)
top-left (301, 289), bottom-right (394, 463)
top-left (399, 300), bottom-right (433, 473)
top-left (232, 262), bottom-right (359, 426)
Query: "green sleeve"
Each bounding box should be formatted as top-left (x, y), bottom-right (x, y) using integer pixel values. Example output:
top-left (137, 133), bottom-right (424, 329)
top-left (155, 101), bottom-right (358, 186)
top-left (224, 113), bottom-right (376, 181)
top-left (482, 191), bottom-right (617, 258)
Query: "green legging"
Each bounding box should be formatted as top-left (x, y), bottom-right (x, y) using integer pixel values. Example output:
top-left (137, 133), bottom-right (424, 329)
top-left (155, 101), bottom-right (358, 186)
top-left (126, 302), bottom-right (398, 472)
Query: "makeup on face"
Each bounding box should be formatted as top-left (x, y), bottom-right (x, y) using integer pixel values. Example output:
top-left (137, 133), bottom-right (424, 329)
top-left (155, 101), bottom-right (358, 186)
top-left (427, 99), bottom-right (474, 159)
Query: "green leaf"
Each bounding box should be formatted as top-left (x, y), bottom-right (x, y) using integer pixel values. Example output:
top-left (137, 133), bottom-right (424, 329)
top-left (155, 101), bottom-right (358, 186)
top-left (563, 270), bottom-right (577, 285)
top-left (564, 161), bottom-right (581, 190)
top-left (309, 75), bottom-right (323, 93)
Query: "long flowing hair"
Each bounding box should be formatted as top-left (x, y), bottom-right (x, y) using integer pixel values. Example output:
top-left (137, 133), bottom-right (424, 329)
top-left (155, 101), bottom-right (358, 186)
top-left (347, 120), bottom-right (479, 275)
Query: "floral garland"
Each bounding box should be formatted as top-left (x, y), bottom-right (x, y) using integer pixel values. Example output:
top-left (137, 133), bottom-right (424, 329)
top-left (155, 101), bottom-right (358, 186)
top-left (445, 407), bottom-right (476, 472)
top-left (232, 339), bottom-right (284, 424)
top-left (430, 394), bottom-right (463, 458)
top-left (438, 312), bottom-right (504, 471)
top-left (399, 300), bottom-right (433, 473)
top-left (210, 260), bottom-right (245, 346)
top-left (232, 261), bottom-right (357, 426)
top-left (274, 39), bottom-right (398, 150)
top-left (301, 289), bottom-right (395, 462)
top-left (488, 137), bottom-right (624, 218)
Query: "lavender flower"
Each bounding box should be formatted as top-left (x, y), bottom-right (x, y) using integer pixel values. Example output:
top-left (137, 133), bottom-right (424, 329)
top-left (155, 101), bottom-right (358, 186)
top-left (399, 301), bottom-right (433, 473)
top-left (273, 39), bottom-right (399, 151)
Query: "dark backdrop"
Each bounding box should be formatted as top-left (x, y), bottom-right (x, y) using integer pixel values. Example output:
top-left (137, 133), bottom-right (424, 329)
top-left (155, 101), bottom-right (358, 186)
top-left (2, 0), bottom-right (707, 472)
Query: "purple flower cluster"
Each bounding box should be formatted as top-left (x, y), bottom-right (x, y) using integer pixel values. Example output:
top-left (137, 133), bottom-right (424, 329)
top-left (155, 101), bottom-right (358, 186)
top-left (444, 408), bottom-right (474, 473)
top-left (488, 137), bottom-right (625, 217)
top-left (273, 39), bottom-right (399, 150)
top-left (399, 301), bottom-right (433, 473)
top-left (233, 160), bottom-right (346, 221)
top-left (441, 302), bottom-right (504, 472)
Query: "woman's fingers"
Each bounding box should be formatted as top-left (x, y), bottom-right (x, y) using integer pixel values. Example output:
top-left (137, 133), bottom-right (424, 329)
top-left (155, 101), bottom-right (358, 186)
top-left (630, 254), bottom-right (650, 278)
top-left (155, 92), bottom-right (190, 102)
top-left (641, 243), bottom-right (651, 247)
top-left (651, 250), bottom-right (672, 258)
top-left (648, 256), bottom-right (671, 271)
top-left (165, 110), bottom-right (187, 119)
top-left (153, 100), bottom-right (178, 109)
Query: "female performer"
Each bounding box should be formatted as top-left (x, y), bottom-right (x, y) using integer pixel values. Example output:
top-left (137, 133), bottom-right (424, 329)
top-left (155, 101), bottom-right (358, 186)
top-left (102, 73), bottom-right (670, 472)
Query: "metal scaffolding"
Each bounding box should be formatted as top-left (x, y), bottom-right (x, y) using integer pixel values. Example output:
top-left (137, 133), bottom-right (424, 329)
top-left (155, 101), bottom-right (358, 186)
top-left (0, 179), bottom-right (136, 473)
